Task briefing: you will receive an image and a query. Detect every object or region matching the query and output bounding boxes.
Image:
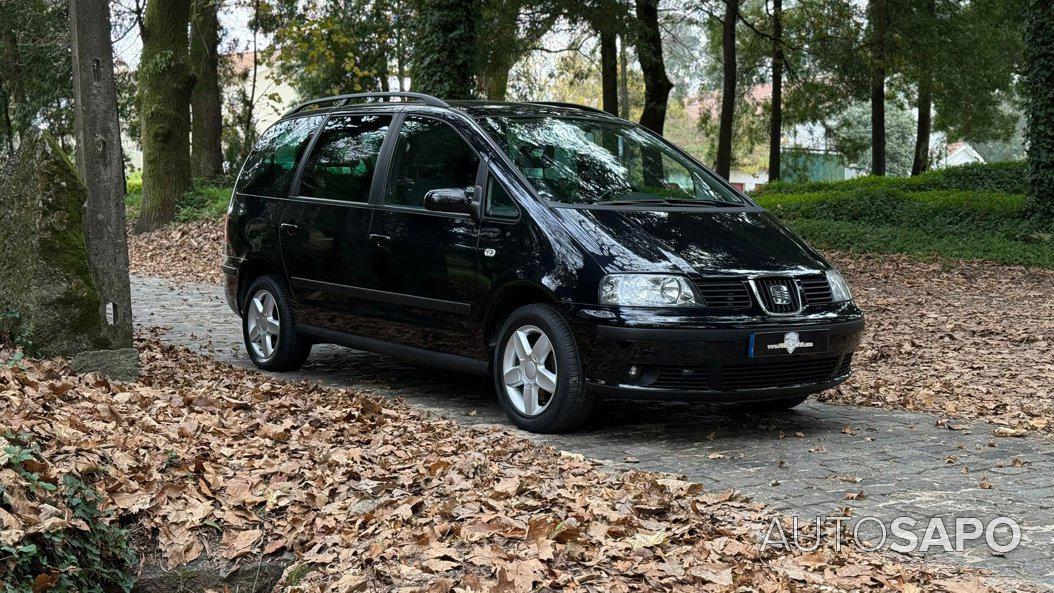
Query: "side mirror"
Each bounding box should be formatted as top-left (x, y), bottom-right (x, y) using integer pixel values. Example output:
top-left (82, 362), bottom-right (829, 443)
top-left (423, 187), bottom-right (477, 217)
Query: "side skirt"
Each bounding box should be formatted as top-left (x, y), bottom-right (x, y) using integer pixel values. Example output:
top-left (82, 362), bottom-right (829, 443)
top-left (297, 324), bottom-right (490, 376)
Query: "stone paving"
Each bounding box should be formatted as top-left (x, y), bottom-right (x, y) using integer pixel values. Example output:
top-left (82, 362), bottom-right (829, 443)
top-left (131, 276), bottom-right (1054, 586)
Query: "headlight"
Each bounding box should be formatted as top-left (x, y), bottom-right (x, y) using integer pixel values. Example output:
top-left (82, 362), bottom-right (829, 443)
top-left (599, 274), bottom-right (699, 307)
top-left (826, 268), bottom-right (852, 302)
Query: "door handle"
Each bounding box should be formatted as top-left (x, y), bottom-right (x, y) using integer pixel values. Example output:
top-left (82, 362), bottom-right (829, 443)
top-left (280, 223), bottom-right (298, 236)
top-left (369, 233), bottom-right (391, 246)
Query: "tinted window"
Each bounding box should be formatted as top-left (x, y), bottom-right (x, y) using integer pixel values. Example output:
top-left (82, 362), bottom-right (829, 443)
top-left (480, 117), bottom-right (743, 206)
top-left (298, 114), bottom-right (391, 202)
top-left (236, 116), bottom-right (323, 197)
top-left (486, 176), bottom-right (517, 218)
top-left (386, 116), bottom-right (480, 209)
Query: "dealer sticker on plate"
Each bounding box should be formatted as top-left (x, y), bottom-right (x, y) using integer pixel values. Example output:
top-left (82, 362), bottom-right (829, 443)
top-left (750, 329), bottom-right (830, 357)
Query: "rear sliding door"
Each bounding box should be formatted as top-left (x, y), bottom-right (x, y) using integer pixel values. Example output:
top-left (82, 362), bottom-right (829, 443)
top-left (280, 112), bottom-right (393, 336)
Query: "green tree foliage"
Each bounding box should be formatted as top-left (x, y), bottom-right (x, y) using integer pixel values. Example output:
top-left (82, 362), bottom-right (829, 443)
top-left (0, 0), bottom-right (73, 158)
top-left (831, 101), bottom-right (916, 176)
top-left (411, 0), bottom-right (482, 99)
top-left (264, 0), bottom-right (395, 97)
top-left (475, 0), bottom-right (559, 100)
top-left (1024, 0), bottom-right (1054, 220)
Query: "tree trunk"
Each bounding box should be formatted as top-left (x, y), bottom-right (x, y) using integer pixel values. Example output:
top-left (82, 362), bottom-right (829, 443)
top-left (911, 0), bottom-right (934, 177)
top-left (618, 35), bottom-right (630, 119)
top-left (1, 29), bottom-right (25, 143)
top-left (242, 0), bottom-right (260, 163)
top-left (69, 0), bottom-right (134, 349)
top-left (482, 57), bottom-right (514, 100)
top-left (634, 0), bottom-right (673, 134)
top-left (134, 0), bottom-right (193, 234)
top-left (0, 88), bottom-right (13, 154)
top-left (601, 29), bottom-right (618, 116)
top-left (715, 0), bottom-right (738, 180)
top-left (411, 0), bottom-right (481, 99)
top-left (869, 0), bottom-right (887, 176)
top-left (768, 0), bottom-right (782, 182)
top-left (190, 0), bottom-right (223, 179)
top-left (911, 74), bottom-right (932, 176)
top-left (1024, 0), bottom-right (1054, 220)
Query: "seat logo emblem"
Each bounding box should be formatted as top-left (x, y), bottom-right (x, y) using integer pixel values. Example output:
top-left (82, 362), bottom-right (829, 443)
top-left (769, 283), bottom-right (792, 305)
top-left (767, 331), bottom-right (812, 354)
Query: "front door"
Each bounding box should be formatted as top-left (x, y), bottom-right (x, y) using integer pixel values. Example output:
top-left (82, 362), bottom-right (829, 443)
top-left (366, 114), bottom-right (483, 357)
top-left (279, 112), bottom-right (393, 336)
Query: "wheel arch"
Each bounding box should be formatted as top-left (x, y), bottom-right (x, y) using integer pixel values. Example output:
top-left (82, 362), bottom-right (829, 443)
top-left (235, 259), bottom-right (286, 314)
top-left (482, 281), bottom-right (563, 351)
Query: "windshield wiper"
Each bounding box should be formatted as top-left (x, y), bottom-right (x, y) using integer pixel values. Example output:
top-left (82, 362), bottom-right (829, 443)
top-left (656, 198), bottom-right (744, 207)
top-left (598, 198), bottom-right (743, 207)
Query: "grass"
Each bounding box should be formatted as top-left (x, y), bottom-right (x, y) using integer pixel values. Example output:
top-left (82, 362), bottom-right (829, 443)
top-left (124, 170), bottom-right (233, 224)
top-left (753, 162), bottom-right (1054, 269)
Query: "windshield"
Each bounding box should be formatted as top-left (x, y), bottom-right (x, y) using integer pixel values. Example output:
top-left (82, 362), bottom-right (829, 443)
top-left (480, 116), bottom-right (745, 206)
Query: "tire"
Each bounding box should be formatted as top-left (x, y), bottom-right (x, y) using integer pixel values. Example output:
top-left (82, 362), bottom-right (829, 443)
top-left (242, 274), bottom-right (311, 372)
top-left (739, 394), bottom-right (810, 412)
top-left (493, 304), bottom-right (593, 433)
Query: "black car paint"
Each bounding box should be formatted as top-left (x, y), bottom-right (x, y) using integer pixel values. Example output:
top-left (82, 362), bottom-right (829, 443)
top-left (224, 101), bottom-right (864, 401)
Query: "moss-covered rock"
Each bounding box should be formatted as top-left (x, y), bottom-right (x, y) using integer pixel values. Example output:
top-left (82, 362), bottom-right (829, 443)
top-left (0, 131), bottom-right (111, 358)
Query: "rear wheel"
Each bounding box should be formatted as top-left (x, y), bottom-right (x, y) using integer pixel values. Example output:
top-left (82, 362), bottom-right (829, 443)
top-left (493, 304), bottom-right (593, 433)
top-left (242, 275), bottom-right (311, 371)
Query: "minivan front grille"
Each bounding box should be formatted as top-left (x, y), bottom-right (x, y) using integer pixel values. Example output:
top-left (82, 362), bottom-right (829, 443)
top-left (695, 279), bottom-right (752, 310)
top-left (799, 275), bottom-right (834, 306)
top-left (753, 277), bottom-right (801, 314)
top-left (720, 356), bottom-right (841, 390)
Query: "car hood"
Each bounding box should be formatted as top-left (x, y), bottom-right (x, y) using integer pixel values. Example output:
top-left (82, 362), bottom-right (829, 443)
top-left (553, 206), bottom-right (830, 275)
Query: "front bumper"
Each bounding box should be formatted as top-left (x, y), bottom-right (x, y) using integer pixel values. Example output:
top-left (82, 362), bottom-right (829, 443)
top-left (571, 303), bottom-right (864, 402)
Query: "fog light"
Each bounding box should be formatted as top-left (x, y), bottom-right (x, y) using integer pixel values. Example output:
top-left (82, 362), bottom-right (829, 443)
top-left (628, 365), bottom-right (642, 379)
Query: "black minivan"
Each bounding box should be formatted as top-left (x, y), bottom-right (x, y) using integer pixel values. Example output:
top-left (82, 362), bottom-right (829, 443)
top-left (223, 92), bottom-right (864, 433)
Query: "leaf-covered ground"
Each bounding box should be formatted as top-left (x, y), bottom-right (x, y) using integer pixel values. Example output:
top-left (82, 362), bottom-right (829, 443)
top-left (127, 219), bottom-right (1054, 434)
top-left (128, 219), bottom-right (225, 284)
top-left (822, 253), bottom-right (1054, 435)
top-left (1, 338), bottom-right (1014, 592)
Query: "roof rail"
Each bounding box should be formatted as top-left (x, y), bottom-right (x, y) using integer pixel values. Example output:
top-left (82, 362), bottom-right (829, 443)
top-left (283, 92), bottom-right (450, 117)
top-left (529, 101), bottom-right (612, 115)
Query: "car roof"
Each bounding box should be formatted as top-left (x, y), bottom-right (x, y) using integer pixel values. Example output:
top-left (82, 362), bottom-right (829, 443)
top-left (282, 97), bottom-right (625, 124)
top-left (447, 100), bottom-right (624, 121)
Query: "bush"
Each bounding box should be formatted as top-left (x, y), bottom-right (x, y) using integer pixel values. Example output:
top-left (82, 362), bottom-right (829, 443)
top-left (753, 162), bottom-right (1053, 268)
top-left (123, 178), bottom-right (232, 225)
top-left (0, 434), bottom-right (136, 593)
top-left (755, 161), bottom-right (1028, 197)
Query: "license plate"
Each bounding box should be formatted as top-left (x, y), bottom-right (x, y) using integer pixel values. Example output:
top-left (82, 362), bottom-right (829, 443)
top-left (750, 329), bottom-right (830, 357)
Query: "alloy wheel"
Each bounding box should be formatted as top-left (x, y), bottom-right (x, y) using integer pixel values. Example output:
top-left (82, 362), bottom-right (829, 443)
top-left (502, 324), bottom-right (558, 416)
top-left (246, 289), bottom-right (280, 360)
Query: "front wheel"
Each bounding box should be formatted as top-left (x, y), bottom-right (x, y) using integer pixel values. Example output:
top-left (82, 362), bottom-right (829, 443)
top-left (493, 304), bottom-right (593, 433)
top-left (242, 274), bottom-right (311, 372)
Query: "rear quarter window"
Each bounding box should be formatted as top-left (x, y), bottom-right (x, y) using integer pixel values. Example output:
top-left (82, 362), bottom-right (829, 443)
top-left (235, 115), bottom-right (323, 197)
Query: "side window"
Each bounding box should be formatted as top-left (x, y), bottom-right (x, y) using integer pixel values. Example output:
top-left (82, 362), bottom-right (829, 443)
top-left (236, 115), bottom-right (323, 197)
top-left (299, 114), bottom-right (391, 202)
top-left (486, 176), bottom-right (518, 219)
top-left (386, 116), bottom-right (480, 209)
